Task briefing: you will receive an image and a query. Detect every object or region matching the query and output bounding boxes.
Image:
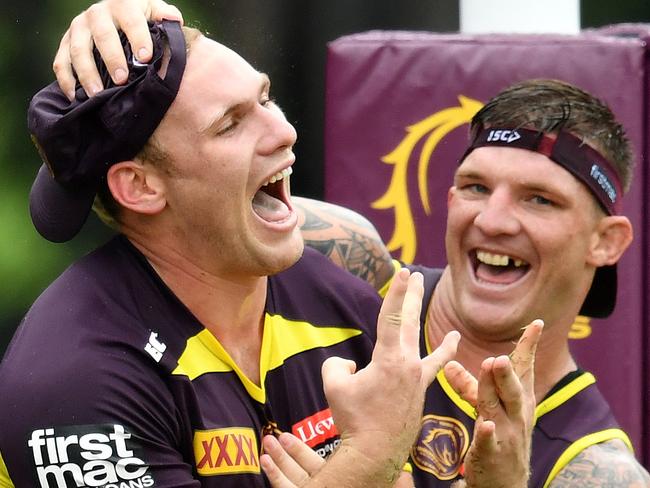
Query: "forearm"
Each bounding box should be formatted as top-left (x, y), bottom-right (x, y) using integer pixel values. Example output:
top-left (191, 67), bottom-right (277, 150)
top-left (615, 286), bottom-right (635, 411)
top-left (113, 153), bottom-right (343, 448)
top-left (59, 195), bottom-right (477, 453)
top-left (302, 441), bottom-right (404, 488)
top-left (548, 439), bottom-right (650, 487)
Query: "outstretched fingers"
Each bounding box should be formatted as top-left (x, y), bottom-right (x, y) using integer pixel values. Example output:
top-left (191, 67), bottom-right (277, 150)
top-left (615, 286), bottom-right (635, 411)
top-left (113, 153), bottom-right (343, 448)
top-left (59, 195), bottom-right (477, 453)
top-left (373, 268), bottom-right (422, 359)
top-left (422, 331), bottom-right (461, 386)
top-left (509, 319), bottom-right (544, 391)
top-left (261, 434), bottom-right (324, 487)
top-left (444, 360), bottom-right (478, 407)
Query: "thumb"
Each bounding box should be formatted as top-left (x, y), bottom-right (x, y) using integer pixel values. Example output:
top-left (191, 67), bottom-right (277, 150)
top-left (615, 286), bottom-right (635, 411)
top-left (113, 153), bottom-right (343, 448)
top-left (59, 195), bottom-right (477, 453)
top-left (322, 357), bottom-right (357, 393)
top-left (151, 0), bottom-right (185, 23)
top-left (421, 331), bottom-right (460, 385)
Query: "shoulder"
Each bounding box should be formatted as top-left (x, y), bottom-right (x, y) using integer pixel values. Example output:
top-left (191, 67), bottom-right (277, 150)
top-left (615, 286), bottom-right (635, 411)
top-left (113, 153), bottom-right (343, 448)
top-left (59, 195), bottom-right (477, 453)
top-left (269, 248), bottom-right (382, 335)
top-left (293, 196), bottom-right (394, 291)
top-left (548, 439), bottom-right (650, 487)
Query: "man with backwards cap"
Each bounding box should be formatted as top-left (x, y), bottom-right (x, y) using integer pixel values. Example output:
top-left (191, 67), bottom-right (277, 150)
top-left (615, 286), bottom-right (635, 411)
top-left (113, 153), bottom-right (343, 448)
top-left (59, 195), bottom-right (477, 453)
top-left (0, 7), bottom-right (544, 488)
top-left (48, 2), bottom-right (649, 486)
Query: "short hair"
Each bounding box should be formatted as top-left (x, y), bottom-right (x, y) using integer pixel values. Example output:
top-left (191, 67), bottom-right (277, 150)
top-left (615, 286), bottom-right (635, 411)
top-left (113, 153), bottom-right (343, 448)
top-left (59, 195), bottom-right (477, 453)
top-left (470, 79), bottom-right (634, 193)
top-left (93, 25), bottom-right (203, 229)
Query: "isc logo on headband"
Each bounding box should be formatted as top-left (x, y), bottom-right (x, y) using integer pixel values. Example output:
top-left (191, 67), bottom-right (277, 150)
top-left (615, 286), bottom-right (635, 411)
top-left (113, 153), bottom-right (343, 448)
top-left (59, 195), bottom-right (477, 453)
top-left (486, 129), bottom-right (521, 143)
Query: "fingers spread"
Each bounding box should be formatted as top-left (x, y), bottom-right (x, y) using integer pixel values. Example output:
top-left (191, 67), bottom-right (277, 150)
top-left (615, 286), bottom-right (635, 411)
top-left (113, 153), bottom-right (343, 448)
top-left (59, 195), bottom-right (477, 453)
top-left (277, 433), bottom-right (325, 475)
top-left (261, 435), bottom-right (310, 486)
top-left (260, 453), bottom-right (296, 488)
top-left (374, 268), bottom-right (410, 356)
top-left (399, 272), bottom-right (425, 358)
top-left (87, 3), bottom-right (130, 84)
top-left (472, 419), bottom-right (497, 456)
top-left (68, 13), bottom-right (103, 97)
top-left (53, 30), bottom-right (76, 100)
top-left (444, 359), bottom-right (477, 407)
top-left (422, 331), bottom-right (460, 385)
top-left (151, 0), bottom-right (185, 24)
top-left (321, 356), bottom-right (356, 397)
top-left (491, 355), bottom-right (524, 417)
top-left (476, 357), bottom-right (502, 420)
top-left (509, 319), bottom-right (543, 386)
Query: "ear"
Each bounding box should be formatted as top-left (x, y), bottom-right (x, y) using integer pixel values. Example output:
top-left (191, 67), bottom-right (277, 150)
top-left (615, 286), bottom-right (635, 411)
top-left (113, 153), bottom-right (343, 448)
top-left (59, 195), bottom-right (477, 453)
top-left (106, 161), bottom-right (167, 215)
top-left (447, 186), bottom-right (457, 207)
top-left (587, 216), bottom-right (633, 267)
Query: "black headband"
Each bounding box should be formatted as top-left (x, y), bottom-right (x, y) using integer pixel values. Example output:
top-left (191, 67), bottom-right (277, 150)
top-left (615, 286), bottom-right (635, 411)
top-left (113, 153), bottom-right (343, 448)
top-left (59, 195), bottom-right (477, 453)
top-left (460, 127), bottom-right (623, 215)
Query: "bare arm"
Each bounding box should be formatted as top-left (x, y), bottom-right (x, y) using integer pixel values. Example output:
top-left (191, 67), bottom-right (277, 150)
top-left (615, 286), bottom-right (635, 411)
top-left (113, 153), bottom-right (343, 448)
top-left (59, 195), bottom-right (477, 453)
top-left (548, 439), bottom-right (650, 487)
top-left (294, 196), bottom-right (394, 291)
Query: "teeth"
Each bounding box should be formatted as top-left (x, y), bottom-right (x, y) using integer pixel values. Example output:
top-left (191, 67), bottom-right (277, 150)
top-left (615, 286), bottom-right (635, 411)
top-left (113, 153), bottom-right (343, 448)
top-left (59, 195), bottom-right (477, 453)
top-left (476, 250), bottom-right (526, 267)
top-left (262, 167), bottom-right (293, 187)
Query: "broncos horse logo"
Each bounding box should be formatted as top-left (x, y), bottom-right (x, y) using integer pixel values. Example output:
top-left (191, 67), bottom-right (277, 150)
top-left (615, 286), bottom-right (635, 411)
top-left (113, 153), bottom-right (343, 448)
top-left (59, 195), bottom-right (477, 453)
top-left (411, 414), bottom-right (470, 480)
top-left (371, 96), bottom-right (483, 263)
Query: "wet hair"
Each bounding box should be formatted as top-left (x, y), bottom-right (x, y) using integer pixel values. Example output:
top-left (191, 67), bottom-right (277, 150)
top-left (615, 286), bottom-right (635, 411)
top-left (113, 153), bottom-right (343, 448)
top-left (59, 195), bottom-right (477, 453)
top-left (470, 79), bottom-right (634, 193)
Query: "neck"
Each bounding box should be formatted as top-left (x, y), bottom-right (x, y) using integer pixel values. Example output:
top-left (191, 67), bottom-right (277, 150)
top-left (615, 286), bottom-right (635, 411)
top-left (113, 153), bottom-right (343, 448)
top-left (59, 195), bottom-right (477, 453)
top-left (426, 269), bottom-right (577, 403)
top-left (127, 234), bottom-right (268, 382)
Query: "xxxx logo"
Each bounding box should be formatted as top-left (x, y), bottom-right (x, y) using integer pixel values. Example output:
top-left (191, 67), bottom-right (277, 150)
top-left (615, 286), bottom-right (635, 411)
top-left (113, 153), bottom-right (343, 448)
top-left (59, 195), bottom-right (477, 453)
top-left (193, 427), bottom-right (260, 475)
top-left (373, 96), bottom-right (483, 263)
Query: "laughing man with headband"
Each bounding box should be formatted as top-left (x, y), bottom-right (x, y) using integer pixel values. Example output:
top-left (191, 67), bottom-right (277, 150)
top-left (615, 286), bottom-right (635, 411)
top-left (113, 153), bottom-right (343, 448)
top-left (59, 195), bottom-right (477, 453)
top-left (299, 79), bottom-right (650, 487)
top-left (0, 8), bottom-right (546, 488)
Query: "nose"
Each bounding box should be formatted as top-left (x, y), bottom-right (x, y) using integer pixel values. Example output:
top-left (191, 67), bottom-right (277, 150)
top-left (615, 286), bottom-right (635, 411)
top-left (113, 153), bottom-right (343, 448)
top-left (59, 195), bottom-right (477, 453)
top-left (473, 189), bottom-right (521, 236)
top-left (258, 104), bottom-right (298, 155)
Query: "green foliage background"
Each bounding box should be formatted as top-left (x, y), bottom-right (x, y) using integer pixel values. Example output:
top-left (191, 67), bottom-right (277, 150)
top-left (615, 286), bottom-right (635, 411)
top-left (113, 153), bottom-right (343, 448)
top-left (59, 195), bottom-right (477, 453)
top-left (1, 0), bottom-right (648, 355)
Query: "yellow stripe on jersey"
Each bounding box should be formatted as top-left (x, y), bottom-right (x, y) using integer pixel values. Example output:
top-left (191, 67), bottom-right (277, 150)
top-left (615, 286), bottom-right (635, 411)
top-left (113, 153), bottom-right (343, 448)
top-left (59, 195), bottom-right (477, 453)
top-left (542, 429), bottom-right (634, 488)
top-left (173, 315), bottom-right (363, 403)
top-left (535, 372), bottom-right (595, 420)
top-left (436, 369), bottom-right (477, 420)
top-left (0, 452), bottom-right (14, 488)
top-left (377, 260), bottom-right (401, 298)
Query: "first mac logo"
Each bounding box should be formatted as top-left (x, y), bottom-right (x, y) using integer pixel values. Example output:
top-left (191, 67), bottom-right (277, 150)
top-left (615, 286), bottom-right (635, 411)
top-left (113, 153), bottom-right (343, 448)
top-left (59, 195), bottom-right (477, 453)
top-left (27, 424), bottom-right (154, 488)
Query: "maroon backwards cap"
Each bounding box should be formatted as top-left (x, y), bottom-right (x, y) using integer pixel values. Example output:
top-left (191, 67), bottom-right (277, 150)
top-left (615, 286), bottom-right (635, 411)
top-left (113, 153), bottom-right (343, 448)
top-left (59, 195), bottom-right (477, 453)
top-left (27, 20), bottom-right (186, 243)
top-left (459, 126), bottom-right (623, 318)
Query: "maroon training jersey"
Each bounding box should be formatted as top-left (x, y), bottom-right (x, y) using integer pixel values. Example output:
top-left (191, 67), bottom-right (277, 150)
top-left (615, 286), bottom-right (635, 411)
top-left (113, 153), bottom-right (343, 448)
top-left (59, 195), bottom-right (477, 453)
top-left (405, 264), bottom-right (633, 488)
top-left (0, 236), bottom-right (381, 487)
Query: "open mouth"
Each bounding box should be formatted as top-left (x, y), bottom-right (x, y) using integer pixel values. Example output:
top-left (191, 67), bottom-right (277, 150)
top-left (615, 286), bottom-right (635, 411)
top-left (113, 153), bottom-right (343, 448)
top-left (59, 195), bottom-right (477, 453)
top-left (471, 249), bottom-right (530, 285)
top-left (252, 167), bottom-right (293, 223)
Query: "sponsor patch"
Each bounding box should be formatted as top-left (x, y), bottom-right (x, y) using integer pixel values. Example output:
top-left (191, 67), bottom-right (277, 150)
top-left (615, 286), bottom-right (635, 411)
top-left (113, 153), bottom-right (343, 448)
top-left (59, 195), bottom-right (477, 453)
top-left (411, 414), bottom-right (469, 480)
top-left (291, 408), bottom-right (339, 448)
top-left (486, 129), bottom-right (521, 143)
top-left (27, 424), bottom-right (154, 488)
top-left (193, 427), bottom-right (260, 475)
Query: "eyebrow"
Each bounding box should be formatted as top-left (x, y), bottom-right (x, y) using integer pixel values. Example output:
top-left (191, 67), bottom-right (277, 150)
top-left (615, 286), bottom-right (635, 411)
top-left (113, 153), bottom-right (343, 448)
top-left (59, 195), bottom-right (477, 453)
top-left (200, 73), bottom-right (271, 134)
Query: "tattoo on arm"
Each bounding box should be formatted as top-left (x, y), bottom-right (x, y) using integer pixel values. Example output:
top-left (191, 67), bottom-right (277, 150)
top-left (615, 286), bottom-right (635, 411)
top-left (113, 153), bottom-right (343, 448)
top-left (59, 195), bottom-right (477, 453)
top-left (295, 198), bottom-right (394, 291)
top-left (303, 225), bottom-right (390, 288)
top-left (548, 439), bottom-right (650, 487)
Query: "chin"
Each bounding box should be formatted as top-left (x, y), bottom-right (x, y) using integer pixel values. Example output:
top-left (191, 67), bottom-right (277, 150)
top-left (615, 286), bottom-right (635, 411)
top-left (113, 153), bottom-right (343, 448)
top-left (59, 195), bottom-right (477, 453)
top-left (262, 238), bottom-right (305, 276)
top-left (460, 303), bottom-right (530, 340)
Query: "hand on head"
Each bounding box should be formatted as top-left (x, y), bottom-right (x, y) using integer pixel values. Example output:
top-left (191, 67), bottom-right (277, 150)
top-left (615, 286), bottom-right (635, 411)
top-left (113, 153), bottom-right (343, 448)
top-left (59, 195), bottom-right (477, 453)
top-left (54, 0), bottom-right (182, 99)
